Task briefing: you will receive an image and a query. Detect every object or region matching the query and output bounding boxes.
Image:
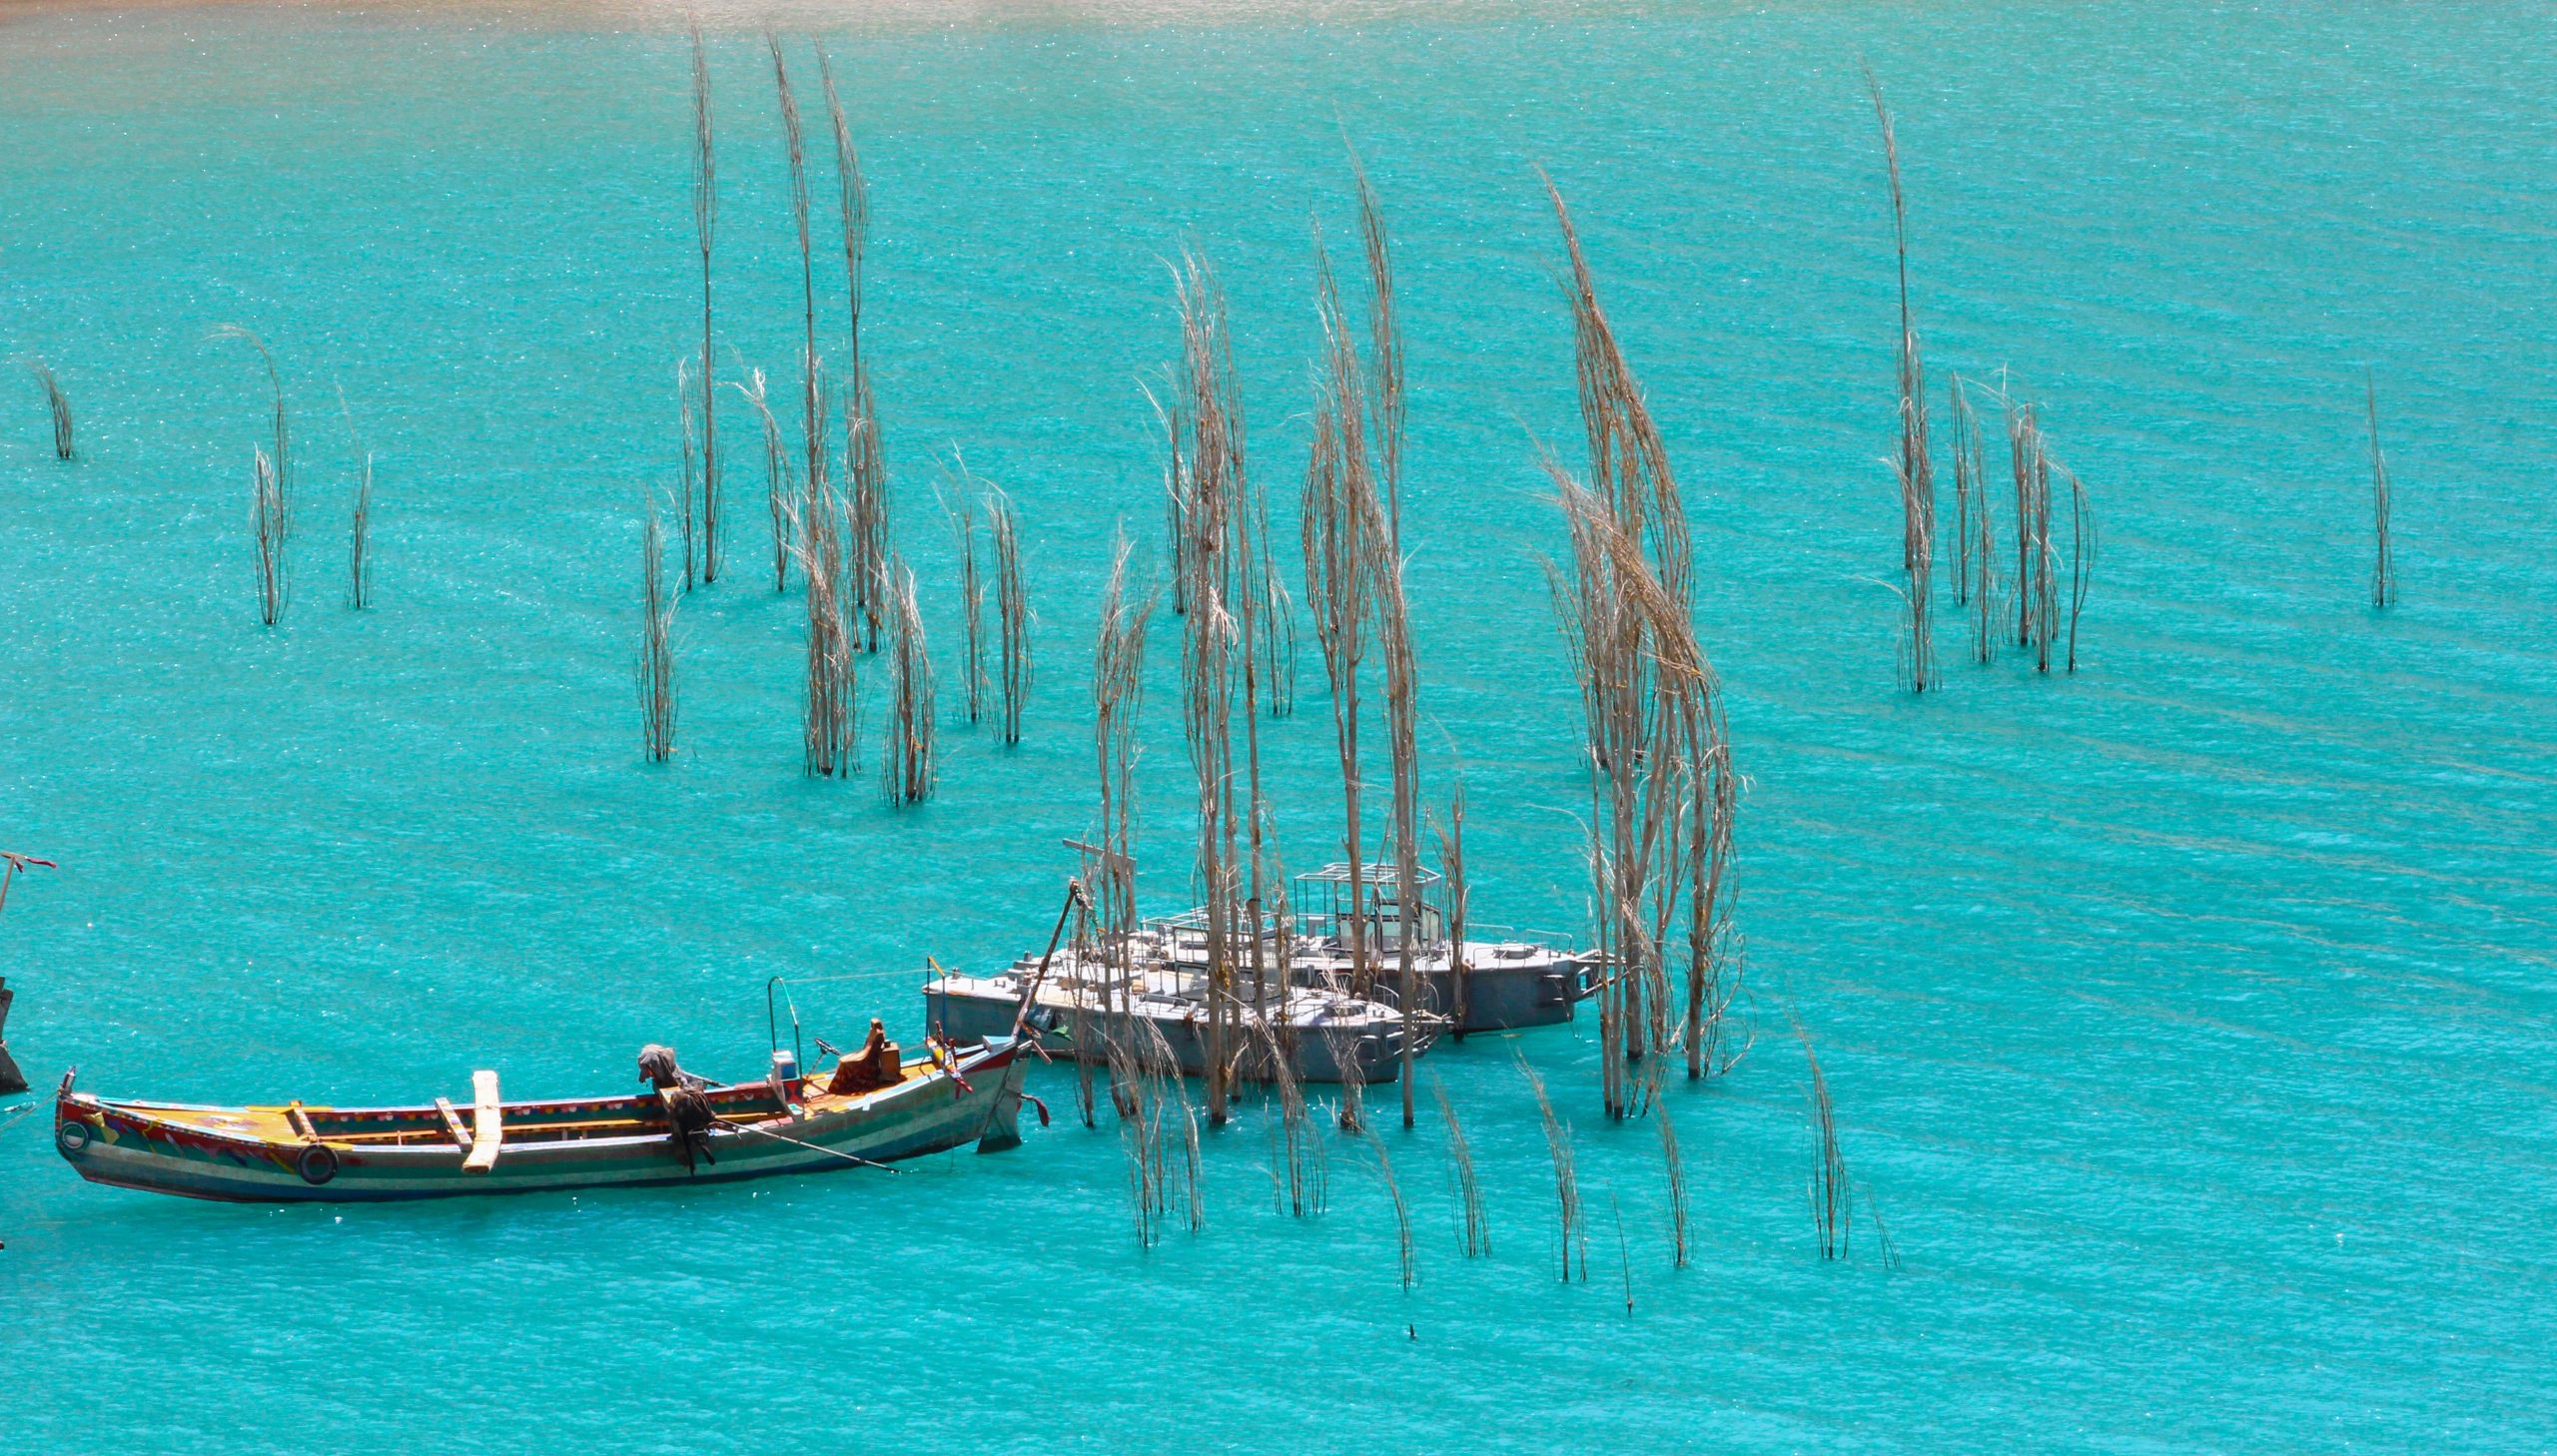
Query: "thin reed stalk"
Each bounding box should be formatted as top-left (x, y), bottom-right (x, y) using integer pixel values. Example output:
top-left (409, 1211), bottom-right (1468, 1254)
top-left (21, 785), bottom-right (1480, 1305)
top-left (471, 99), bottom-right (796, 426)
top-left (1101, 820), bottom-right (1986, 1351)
top-left (1975, 451), bottom-right (1999, 665)
top-left (1518, 1051), bottom-right (1584, 1281)
top-left (952, 487), bottom-right (985, 722)
top-left (1166, 251), bottom-right (1248, 1126)
top-left (2064, 463), bottom-right (2095, 673)
top-left (1252, 472), bottom-right (1296, 720)
top-left (1067, 897), bottom-right (1101, 1126)
top-left (1261, 1019), bottom-right (1327, 1216)
top-left (1148, 1019), bottom-right (1207, 1235)
top-left (1123, 1017), bottom-right (1169, 1247)
top-left (1374, 512), bottom-right (1422, 1125)
top-left (1121, 1017), bottom-right (1202, 1244)
top-left (1949, 371), bottom-right (1973, 607)
top-left (2367, 372), bottom-right (2395, 608)
top-left (880, 555), bottom-right (935, 804)
top-left (2006, 393), bottom-right (2059, 670)
top-left (1328, 1022), bottom-right (1369, 1135)
top-left (1866, 68), bottom-right (1936, 693)
top-left (790, 421), bottom-right (856, 777)
top-left (339, 390), bottom-right (374, 611)
top-left (992, 486), bottom-right (1031, 744)
top-left (1612, 1194), bottom-right (1634, 1315)
top-left (26, 361), bottom-right (72, 460)
top-left (217, 327), bottom-right (292, 624)
top-left (736, 367), bottom-right (794, 594)
top-left (690, 25), bottom-right (720, 584)
top-left (1303, 228), bottom-right (1378, 1001)
top-left (348, 450), bottom-right (374, 611)
top-left (677, 360), bottom-right (699, 588)
top-left (1791, 1019), bottom-right (1900, 1267)
top-left (846, 373), bottom-right (889, 650)
top-left (1347, 139), bottom-right (1405, 534)
top-left (1657, 1092), bottom-right (1689, 1269)
top-left (1429, 781), bottom-right (1470, 1039)
top-left (216, 326), bottom-right (290, 510)
top-left (816, 43), bottom-right (865, 376)
top-left (1341, 161), bottom-right (1421, 1122)
top-left (1805, 1039), bottom-right (1851, 1260)
top-left (1090, 535), bottom-right (1157, 1114)
top-left (1951, 377), bottom-right (1997, 663)
top-left (250, 445), bottom-right (286, 626)
top-left (637, 494), bottom-right (678, 762)
top-left (1163, 410), bottom-right (1191, 619)
top-left (1360, 1126), bottom-right (1417, 1292)
top-left (1237, 472), bottom-right (1279, 1032)
top-left (767, 33), bottom-right (821, 568)
top-left (1428, 1075), bottom-right (1487, 1257)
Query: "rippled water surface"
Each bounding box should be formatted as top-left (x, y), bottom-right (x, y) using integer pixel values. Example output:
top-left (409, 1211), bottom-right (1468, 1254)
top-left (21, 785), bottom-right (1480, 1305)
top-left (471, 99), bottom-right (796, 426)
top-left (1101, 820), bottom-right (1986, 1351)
top-left (2, 3), bottom-right (2553, 1452)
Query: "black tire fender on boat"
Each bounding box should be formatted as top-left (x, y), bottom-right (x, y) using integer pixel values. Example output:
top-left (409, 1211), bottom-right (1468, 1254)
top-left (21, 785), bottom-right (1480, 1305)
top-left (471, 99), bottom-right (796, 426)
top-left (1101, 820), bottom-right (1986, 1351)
top-left (56, 1119), bottom-right (90, 1154)
top-left (296, 1143), bottom-right (340, 1185)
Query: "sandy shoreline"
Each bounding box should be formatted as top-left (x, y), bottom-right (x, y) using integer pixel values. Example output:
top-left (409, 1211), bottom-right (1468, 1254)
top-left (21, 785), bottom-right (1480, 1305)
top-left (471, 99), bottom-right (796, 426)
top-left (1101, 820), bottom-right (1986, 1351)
top-left (0, 0), bottom-right (1518, 28)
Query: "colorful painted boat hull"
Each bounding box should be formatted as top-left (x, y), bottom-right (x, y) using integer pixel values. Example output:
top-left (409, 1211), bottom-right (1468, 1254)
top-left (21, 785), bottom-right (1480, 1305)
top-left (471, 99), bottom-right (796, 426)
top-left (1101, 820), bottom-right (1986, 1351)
top-left (53, 1041), bottom-right (1030, 1204)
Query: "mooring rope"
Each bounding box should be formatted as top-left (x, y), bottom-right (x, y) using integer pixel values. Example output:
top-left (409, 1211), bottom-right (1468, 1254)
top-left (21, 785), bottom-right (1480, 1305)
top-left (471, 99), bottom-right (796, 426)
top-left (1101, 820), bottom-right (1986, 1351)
top-left (0, 1101), bottom-right (38, 1139)
top-left (711, 1116), bottom-right (903, 1173)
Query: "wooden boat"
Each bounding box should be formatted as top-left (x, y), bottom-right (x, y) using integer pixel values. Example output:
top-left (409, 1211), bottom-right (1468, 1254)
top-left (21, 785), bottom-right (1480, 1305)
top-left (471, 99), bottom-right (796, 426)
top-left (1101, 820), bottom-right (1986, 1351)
top-left (924, 954), bottom-right (1436, 1085)
top-left (1271, 864), bottom-right (1598, 1033)
top-left (51, 1037), bottom-right (1033, 1204)
top-left (1009, 865), bottom-right (1597, 1044)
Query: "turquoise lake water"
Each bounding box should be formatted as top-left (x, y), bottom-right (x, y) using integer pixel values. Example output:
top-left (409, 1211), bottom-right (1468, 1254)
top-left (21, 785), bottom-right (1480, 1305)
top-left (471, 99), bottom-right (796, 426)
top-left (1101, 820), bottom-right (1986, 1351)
top-left (3, 3), bottom-right (2553, 1450)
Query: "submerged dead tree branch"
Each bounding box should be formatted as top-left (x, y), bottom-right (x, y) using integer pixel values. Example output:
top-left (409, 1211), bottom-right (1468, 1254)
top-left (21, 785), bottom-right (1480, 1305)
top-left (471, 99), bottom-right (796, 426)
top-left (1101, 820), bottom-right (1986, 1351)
top-left (26, 361), bottom-right (72, 461)
top-left (1866, 67), bottom-right (1937, 693)
top-left (1541, 178), bottom-right (1744, 1114)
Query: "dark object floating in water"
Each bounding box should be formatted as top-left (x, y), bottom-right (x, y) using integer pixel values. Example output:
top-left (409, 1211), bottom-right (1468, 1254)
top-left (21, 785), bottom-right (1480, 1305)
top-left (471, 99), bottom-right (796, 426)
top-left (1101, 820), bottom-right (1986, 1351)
top-left (0, 851), bottom-right (55, 1097)
top-left (0, 977), bottom-right (23, 1097)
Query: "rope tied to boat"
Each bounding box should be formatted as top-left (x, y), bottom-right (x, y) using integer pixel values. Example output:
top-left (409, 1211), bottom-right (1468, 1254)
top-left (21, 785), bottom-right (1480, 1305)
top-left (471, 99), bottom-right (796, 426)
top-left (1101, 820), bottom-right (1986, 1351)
top-left (710, 1115), bottom-right (902, 1173)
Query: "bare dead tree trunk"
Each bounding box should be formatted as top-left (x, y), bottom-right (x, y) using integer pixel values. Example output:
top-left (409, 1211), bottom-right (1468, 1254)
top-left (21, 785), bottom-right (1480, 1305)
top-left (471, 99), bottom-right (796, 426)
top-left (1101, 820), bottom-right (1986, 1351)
top-left (951, 487), bottom-right (985, 722)
top-left (690, 26), bottom-right (720, 585)
top-left (817, 40), bottom-right (882, 650)
top-left (1541, 178), bottom-right (1740, 1110)
top-left (1303, 230), bottom-right (1378, 1013)
top-left (1168, 252), bottom-right (1245, 1127)
top-left (1090, 534), bottom-right (1157, 1125)
top-left (789, 423), bottom-right (856, 777)
top-left (1866, 68), bottom-right (1936, 694)
top-left (768, 32), bottom-right (820, 593)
